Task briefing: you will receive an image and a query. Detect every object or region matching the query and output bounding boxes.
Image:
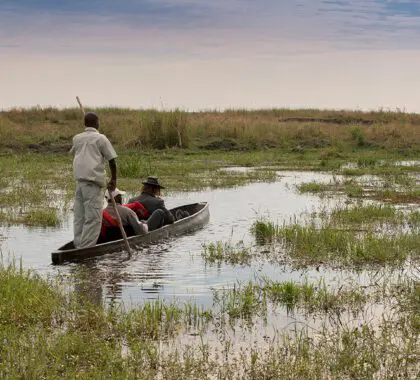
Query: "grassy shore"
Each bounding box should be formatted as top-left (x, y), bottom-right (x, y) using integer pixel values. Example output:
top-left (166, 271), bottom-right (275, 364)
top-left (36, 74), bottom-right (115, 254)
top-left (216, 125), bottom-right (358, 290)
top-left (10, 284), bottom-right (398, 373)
top-left (1, 262), bottom-right (418, 379)
top-left (0, 107), bottom-right (419, 227)
top-left (1, 107), bottom-right (420, 152)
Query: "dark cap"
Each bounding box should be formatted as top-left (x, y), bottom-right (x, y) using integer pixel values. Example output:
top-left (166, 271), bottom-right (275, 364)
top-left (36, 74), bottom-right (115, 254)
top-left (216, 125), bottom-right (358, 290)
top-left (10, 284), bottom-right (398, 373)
top-left (84, 112), bottom-right (99, 128)
top-left (142, 176), bottom-right (165, 189)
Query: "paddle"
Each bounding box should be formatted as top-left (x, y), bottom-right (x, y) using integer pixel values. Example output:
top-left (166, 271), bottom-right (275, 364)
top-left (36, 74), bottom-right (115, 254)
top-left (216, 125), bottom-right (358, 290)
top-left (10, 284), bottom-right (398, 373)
top-left (75, 96), bottom-right (132, 256)
top-left (107, 189), bottom-right (132, 256)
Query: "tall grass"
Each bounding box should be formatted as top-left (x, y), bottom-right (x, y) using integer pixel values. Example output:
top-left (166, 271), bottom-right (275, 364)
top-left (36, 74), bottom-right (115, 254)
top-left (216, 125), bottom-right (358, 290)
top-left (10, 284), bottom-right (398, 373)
top-left (2, 107), bottom-right (420, 152)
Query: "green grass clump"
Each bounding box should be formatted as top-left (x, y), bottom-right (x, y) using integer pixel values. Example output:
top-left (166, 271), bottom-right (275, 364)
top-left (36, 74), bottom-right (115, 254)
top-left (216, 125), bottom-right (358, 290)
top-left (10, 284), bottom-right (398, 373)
top-left (0, 261), bottom-right (65, 329)
top-left (251, 220), bottom-right (280, 244)
top-left (121, 300), bottom-right (183, 340)
top-left (262, 278), bottom-right (368, 315)
top-left (213, 278), bottom-right (369, 322)
top-left (0, 208), bottom-right (60, 227)
top-left (213, 282), bottom-right (267, 322)
top-left (372, 188), bottom-right (420, 203)
top-left (297, 182), bottom-right (329, 193)
top-left (263, 279), bottom-right (312, 311)
top-left (23, 208), bottom-right (60, 227)
top-left (329, 204), bottom-right (399, 225)
top-left (252, 218), bottom-right (419, 268)
top-left (201, 241), bottom-right (252, 265)
top-left (278, 224), bottom-right (419, 267)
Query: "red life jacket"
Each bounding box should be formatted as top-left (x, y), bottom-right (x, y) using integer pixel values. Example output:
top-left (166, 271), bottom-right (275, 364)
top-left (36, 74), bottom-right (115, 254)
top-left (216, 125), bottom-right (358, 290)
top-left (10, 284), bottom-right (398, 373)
top-left (100, 210), bottom-right (118, 237)
top-left (124, 202), bottom-right (150, 219)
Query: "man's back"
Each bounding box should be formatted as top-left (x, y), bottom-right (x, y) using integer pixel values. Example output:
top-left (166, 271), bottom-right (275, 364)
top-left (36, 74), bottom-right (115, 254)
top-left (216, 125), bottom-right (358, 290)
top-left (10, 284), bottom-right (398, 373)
top-left (103, 204), bottom-right (147, 235)
top-left (128, 192), bottom-right (174, 226)
top-left (128, 192), bottom-right (164, 214)
top-left (72, 127), bottom-right (117, 187)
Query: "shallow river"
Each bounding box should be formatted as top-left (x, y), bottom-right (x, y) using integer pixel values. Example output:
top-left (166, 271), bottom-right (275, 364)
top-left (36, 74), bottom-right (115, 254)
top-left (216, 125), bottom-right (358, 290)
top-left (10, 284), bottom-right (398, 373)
top-left (0, 170), bottom-right (379, 312)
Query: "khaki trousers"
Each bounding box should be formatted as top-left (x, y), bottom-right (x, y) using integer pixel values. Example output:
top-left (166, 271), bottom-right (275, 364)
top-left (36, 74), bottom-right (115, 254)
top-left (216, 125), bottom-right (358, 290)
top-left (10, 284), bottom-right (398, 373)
top-left (73, 181), bottom-right (104, 248)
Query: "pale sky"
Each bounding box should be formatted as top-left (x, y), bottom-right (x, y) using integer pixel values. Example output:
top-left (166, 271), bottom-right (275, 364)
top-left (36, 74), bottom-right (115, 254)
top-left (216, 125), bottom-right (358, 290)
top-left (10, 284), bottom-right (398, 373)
top-left (1, 1), bottom-right (420, 111)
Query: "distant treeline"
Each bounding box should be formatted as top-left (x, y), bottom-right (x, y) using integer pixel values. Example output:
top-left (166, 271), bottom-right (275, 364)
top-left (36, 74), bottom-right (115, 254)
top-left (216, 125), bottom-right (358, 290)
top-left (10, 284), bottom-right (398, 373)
top-left (1, 107), bottom-right (419, 152)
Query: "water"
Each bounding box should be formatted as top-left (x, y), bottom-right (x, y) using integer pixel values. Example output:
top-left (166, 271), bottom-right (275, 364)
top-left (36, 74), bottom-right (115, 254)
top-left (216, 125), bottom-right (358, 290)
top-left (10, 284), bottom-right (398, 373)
top-left (0, 171), bottom-right (389, 308)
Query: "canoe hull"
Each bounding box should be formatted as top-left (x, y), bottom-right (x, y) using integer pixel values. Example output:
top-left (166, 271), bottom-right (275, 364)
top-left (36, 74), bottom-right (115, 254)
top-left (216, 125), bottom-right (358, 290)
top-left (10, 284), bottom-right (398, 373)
top-left (51, 202), bottom-right (209, 265)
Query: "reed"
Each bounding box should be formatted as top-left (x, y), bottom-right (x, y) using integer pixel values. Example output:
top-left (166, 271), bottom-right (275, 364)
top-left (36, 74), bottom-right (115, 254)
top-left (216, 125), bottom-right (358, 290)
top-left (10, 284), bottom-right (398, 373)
top-left (1, 262), bottom-right (418, 379)
top-left (2, 107), bottom-right (420, 152)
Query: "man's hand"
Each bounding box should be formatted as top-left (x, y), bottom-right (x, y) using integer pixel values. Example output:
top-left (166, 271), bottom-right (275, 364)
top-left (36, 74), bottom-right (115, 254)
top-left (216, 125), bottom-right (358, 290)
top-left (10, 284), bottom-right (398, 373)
top-left (108, 159), bottom-right (117, 192)
top-left (107, 179), bottom-right (116, 191)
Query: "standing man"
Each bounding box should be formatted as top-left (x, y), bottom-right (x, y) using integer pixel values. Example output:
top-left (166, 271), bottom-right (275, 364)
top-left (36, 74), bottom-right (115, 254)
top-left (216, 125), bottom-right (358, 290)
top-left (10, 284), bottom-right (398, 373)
top-left (71, 112), bottom-right (117, 248)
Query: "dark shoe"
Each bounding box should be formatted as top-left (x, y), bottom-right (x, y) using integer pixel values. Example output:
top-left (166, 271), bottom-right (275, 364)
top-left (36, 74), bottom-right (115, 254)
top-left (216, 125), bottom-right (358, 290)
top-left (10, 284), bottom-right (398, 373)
top-left (175, 209), bottom-right (190, 220)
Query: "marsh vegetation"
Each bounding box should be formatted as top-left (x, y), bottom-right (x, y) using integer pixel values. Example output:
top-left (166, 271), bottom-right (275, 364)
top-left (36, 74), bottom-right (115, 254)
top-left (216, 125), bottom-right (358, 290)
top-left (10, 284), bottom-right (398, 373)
top-left (0, 107), bottom-right (419, 378)
top-left (1, 260), bottom-right (418, 379)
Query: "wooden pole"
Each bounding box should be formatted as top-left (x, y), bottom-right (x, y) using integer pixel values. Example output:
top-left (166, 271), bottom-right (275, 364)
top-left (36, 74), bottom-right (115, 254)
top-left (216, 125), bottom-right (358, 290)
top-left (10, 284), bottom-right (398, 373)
top-left (76, 96), bottom-right (85, 114)
top-left (75, 96), bottom-right (132, 256)
top-left (108, 190), bottom-right (132, 256)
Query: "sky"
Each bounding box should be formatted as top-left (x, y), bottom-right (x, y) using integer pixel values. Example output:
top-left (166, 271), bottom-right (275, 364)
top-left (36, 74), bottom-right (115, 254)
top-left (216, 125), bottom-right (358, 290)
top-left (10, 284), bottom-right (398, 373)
top-left (1, 0), bottom-right (420, 111)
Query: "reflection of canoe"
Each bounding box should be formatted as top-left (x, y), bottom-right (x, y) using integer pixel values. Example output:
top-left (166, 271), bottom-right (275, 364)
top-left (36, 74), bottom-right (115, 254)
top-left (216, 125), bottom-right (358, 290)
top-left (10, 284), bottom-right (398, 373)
top-left (51, 202), bottom-right (209, 265)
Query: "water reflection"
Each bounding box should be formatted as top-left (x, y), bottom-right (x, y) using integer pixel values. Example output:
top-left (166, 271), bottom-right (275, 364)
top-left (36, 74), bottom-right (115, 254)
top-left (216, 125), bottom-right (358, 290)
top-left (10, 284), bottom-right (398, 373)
top-left (0, 171), bottom-right (397, 309)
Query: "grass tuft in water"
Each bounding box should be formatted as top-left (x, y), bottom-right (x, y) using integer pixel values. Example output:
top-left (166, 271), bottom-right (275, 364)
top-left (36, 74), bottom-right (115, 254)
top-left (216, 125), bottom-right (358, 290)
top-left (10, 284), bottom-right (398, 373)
top-left (213, 282), bottom-right (267, 323)
top-left (251, 219), bottom-right (279, 244)
top-left (329, 203), bottom-right (398, 225)
top-left (297, 182), bottom-right (329, 193)
top-left (201, 241), bottom-right (252, 265)
top-left (252, 219), bottom-right (419, 268)
top-left (278, 224), bottom-right (419, 267)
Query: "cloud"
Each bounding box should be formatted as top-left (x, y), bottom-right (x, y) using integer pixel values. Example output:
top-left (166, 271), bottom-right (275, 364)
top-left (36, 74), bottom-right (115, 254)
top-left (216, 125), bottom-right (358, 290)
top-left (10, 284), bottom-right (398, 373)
top-left (1, 0), bottom-right (420, 58)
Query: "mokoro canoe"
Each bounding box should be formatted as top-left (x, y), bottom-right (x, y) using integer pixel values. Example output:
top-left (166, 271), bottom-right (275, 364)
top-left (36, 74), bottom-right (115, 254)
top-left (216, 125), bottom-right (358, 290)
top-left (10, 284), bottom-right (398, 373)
top-left (51, 202), bottom-right (209, 265)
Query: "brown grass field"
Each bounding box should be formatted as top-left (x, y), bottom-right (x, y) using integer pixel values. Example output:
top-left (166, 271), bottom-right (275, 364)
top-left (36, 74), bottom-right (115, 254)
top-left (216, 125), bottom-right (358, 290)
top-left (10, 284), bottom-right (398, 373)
top-left (1, 107), bottom-right (419, 153)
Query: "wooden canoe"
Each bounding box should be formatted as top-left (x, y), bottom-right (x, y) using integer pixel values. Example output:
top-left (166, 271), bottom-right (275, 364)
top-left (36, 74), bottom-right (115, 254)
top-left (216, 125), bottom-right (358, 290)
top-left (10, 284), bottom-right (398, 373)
top-left (51, 202), bottom-right (209, 265)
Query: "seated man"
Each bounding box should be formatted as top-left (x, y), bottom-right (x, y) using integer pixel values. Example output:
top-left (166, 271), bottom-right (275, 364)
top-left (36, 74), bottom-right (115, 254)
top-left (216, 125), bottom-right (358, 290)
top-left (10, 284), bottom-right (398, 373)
top-left (98, 188), bottom-right (148, 243)
top-left (127, 176), bottom-right (175, 231)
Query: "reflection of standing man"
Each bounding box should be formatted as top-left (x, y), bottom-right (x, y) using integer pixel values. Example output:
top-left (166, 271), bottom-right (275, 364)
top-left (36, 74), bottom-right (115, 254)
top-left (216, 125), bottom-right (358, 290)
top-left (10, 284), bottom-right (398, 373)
top-left (71, 112), bottom-right (118, 248)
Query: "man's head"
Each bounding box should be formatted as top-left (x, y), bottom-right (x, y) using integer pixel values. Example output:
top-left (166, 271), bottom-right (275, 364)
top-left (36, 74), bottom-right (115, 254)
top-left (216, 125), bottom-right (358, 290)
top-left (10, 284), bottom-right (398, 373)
top-left (142, 176), bottom-right (164, 196)
top-left (84, 112), bottom-right (99, 129)
top-left (106, 188), bottom-right (126, 204)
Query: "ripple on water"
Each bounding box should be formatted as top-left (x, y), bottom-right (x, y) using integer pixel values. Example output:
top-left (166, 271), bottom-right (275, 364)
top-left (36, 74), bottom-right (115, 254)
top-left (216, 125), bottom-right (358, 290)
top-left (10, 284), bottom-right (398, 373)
top-left (0, 170), bottom-right (409, 313)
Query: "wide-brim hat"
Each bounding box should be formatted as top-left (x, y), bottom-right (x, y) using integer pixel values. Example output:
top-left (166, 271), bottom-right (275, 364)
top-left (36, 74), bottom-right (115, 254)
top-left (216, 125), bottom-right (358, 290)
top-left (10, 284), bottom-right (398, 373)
top-left (142, 176), bottom-right (165, 189)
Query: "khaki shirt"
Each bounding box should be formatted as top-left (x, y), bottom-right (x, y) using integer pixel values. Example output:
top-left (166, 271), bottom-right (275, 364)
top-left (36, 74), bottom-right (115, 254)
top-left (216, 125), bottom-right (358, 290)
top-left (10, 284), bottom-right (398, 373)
top-left (103, 204), bottom-right (146, 235)
top-left (72, 127), bottom-right (117, 187)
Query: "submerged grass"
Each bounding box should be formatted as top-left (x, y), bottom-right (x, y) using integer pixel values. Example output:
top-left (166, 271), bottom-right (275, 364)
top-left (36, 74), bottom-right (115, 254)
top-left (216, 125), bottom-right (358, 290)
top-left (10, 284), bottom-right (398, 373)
top-left (0, 262), bottom-right (418, 379)
top-left (329, 203), bottom-right (399, 225)
top-left (201, 241), bottom-right (252, 266)
top-left (213, 281), bottom-right (267, 323)
top-left (297, 182), bottom-right (329, 193)
top-left (298, 171), bottom-right (420, 204)
top-left (0, 208), bottom-right (61, 227)
top-left (277, 224), bottom-right (419, 267)
top-left (251, 219), bottom-right (280, 244)
top-left (251, 201), bottom-right (420, 268)
top-left (213, 278), bottom-right (369, 321)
